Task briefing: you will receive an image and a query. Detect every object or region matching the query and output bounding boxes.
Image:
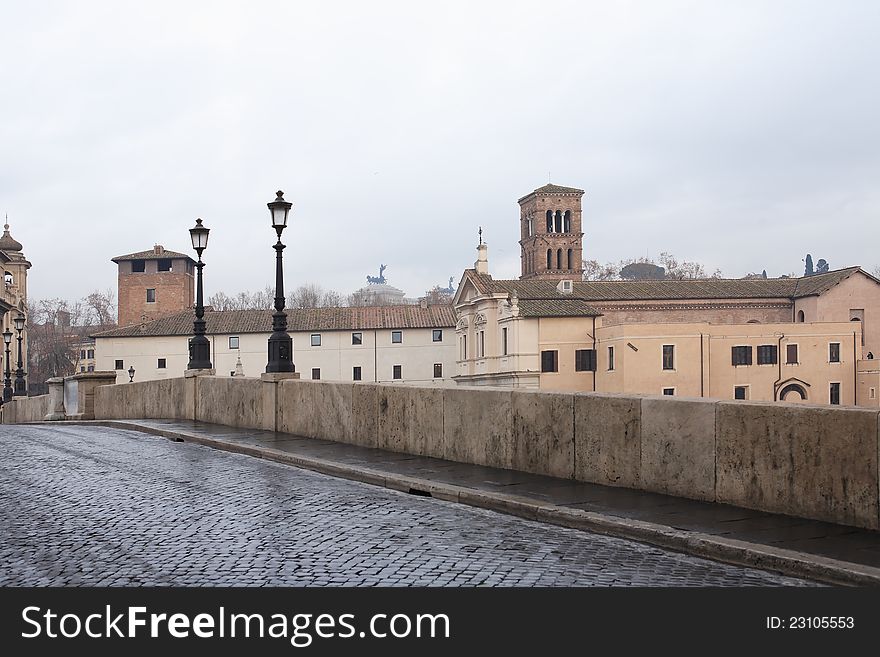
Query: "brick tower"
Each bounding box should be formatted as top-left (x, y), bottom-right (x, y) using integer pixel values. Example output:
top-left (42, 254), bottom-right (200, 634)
top-left (112, 245), bottom-right (196, 326)
top-left (518, 183), bottom-right (584, 280)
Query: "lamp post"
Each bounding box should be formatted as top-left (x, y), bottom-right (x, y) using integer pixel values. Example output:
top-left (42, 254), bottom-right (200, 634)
top-left (266, 190), bottom-right (294, 373)
top-left (128, 366), bottom-right (135, 383)
top-left (13, 312), bottom-right (26, 396)
top-left (187, 218), bottom-right (212, 370)
top-left (2, 328), bottom-right (12, 402)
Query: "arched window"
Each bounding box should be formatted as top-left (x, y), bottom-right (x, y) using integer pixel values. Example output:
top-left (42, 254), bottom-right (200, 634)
top-left (556, 249), bottom-right (562, 269)
top-left (554, 210), bottom-right (562, 233)
top-left (797, 310), bottom-right (805, 322)
top-left (546, 211), bottom-right (553, 233)
top-left (547, 249), bottom-right (552, 269)
top-left (851, 317), bottom-right (862, 322)
top-left (563, 210), bottom-right (571, 233)
top-left (780, 383), bottom-right (807, 401)
top-left (747, 319), bottom-right (760, 324)
top-left (868, 352), bottom-right (874, 360)
top-left (567, 248), bottom-right (573, 269)
top-left (3, 271), bottom-right (11, 286)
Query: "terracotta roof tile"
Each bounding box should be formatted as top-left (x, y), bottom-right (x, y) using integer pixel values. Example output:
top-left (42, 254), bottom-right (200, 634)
top-left (467, 267), bottom-right (870, 303)
top-left (112, 248), bottom-right (194, 263)
top-left (93, 304), bottom-right (456, 338)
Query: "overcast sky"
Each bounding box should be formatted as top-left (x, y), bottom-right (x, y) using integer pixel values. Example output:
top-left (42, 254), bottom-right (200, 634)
top-left (2, 0), bottom-right (879, 305)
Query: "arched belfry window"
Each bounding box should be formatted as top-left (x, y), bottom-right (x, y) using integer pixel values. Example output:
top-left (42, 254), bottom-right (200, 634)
top-left (3, 271), bottom-right (11, 286)
top-left (554, 210), bottom-right (562, 233)
top-left (547, 249), bottom-right (552, 269)
top-left (797, 310), bottom-right (805, 322)
top-left (563, 210), bottom-right (571, 233)
top-left (546, 210), bottom-right (553, 233)
top-left (567, 248), bottom-right (573, 269)
top-left (556, 249), bottom-right (562, 269)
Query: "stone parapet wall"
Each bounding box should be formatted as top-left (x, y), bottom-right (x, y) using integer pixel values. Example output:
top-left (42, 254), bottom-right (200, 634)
top-left (41, 377), bottom-right (880, 530)
top-left (0, 395), bottom-right (50, 424)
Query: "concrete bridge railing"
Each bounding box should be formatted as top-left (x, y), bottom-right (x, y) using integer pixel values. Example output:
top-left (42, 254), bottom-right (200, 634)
top-left (80, 376), bottom-right (880, 531)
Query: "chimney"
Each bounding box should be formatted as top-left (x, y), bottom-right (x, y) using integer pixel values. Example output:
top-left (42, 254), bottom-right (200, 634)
top-left (154, 244), bottom-right (164, 255)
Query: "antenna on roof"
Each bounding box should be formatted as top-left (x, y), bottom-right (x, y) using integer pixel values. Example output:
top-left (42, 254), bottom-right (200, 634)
top-left (478, 226), bottom-right (483, 245)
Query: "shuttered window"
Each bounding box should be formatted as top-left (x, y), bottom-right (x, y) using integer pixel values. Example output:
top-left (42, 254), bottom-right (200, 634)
top-left (731, 346), bottom-right (752, 366)
top-left (575, 349), bottom-right (597, 372)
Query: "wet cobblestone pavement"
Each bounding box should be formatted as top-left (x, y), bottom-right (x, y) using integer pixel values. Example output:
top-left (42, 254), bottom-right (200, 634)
top-left (0, 425), bottom-right (817, 586)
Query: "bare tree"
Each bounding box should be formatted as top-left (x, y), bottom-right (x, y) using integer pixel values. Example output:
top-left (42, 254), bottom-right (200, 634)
top-left (207, 286), bottom-right (275, 311)
top-left (288, 283), bottom-right (343, 309)
top-left (582, 259), bottom-right (620, 281)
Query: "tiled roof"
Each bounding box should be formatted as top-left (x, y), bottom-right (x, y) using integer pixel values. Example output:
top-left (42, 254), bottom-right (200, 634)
top-left (518, 299), bottom-right (602, 317)
top-left (466, 267), bottom-right (869, 302)
top-left (112, 248), bottom-right (194, 263)
top-left (92, 304), bottom-right (456, 338)
top-left (518, 183), bottom-right (585, 203)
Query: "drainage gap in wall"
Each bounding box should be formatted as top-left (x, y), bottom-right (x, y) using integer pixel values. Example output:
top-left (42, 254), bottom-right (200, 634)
top-left (408, 488), bottom-right (433, 498)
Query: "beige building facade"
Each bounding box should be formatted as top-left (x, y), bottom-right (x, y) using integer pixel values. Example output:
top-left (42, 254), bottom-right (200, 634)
top-left (452, 183), bottom-right (880, 407)
top-left (93, 305), bottom-right (456, 386)
top-left (1, 222), bottom-right (30, 392)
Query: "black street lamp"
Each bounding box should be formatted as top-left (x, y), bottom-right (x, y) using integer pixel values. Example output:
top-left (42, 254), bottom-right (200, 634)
top-left (2, 328), bottom-right (12, 402)
top-left (266, 190), bottom-right (294, 373)
top-left (128, 366), bottom-right (136, 382)
top-left (187, 218), bottom-right (212, 371)
top-left (13, 312), bottom-right (26, 396)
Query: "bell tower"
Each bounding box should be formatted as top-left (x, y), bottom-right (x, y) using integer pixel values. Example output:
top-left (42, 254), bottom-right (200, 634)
top-left (518, 183), bottom-right (584, 280)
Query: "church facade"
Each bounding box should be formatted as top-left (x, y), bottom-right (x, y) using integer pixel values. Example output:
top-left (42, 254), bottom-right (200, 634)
top-left (0, 221), bottom-right (31, 396)
top-left (453, 184), bottom-right (880, 407)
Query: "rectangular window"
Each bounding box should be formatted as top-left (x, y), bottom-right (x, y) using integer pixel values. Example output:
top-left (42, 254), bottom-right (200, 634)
top-left (157, 358), bottom-right (166, 369)
top-left (662, 344), bottom-right (675, 370)
top-left (829, 342), bottom-right (840, 363)
top-left (87, 349), bottom-right (94, 359)
top-left (575, 349), bottom-right (597, 372)
top-left (157, 258), bottom-right (172, 272)
top-left (146, 288), bottom-right (156, 303)
top-left (830, 382), bottom-right (841, 405)
top-left (870, 388), bottom-right (876, 400)
top-left (229, 336), bottom-right (239, 349)
top-left (432, 329), bottom-right (443, 342)
top-left (757, 344), bottom-right (777, 365)
top-left (731, 346), bottom-right (753, 366)
top-left (352, 332), bottom-right (362, 345)
top-left (608, 346), bottom-right (614, 371)
top-left (131, 259), bottom-right (145, 273)
top-left (353, 366), bottom-right (362, 381)
top-left (311, 368), bottom-right (320, 380)
top-left (502, 327), bottom-right (508, 356)
top-left (310, 334), bottom-right (321, 346)
top-left (662, 388), bottom-right (675, 396)
top-left (115, 360), bottom-right (124, 370)
top-left (478, 331), bottom-right (485, 358)
top-left (392, 330), bottom-right (402, 344)
top-left (87, 365), bottom-right (94, 372)
top-left (786, 344), bottom-right (798, 364)
top-left (734, 386), bottom-right (748, 400)
top-left (541, 350), bottom-right (558, 373)
top-left (81, 349), bottom-right (86, 359)
top-left (80, 366), bottom-right (85, 372)
top-left (393, 365), bottom-right (402, 380)
top-left (433, 363), bottom-right (442, 378)
top-left (461, 335), bottom-right (467, 360)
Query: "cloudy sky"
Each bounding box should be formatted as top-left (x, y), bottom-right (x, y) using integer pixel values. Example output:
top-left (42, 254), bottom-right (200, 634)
top-left (2, 0), bottom-right (879, 305)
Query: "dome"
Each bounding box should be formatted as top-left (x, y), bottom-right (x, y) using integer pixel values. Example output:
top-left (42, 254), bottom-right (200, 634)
top-left (0, 223), bottom-right (22, 252)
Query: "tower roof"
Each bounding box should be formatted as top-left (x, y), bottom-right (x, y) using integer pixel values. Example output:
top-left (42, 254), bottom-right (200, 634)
top-left (518, 183), bottom-right (585, 203)
top-left (0, 220), bottom-right (23, 252)
top-left (111, 246), bottom-right (195, 263)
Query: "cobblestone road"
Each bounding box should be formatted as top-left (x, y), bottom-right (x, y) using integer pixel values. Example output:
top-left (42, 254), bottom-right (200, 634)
top-left (0, 425), bottom-right (815, 586)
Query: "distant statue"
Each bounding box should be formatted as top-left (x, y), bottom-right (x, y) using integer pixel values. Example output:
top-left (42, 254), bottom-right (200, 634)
top-left (367, 264), bottom-right (387, 285)
top-left (439, 276), bottom-right (455, 294)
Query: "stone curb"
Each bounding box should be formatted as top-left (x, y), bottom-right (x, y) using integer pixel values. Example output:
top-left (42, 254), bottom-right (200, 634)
top-left (67, 420), bottom-right (880, 587)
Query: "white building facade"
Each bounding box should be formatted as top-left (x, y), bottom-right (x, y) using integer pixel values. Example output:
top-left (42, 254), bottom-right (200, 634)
top-left (93, 305), bottom-right (456, 385)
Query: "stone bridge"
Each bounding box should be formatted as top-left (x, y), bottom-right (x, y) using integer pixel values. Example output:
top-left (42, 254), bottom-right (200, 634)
top-left (3, 373), bottom-right (879, 532)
